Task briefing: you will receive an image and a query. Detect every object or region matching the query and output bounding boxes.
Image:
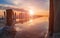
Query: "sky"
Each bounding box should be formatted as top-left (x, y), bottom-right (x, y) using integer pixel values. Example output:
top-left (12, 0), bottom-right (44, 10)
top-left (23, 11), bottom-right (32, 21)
top-left (0, 0), bottom-right (49, 15)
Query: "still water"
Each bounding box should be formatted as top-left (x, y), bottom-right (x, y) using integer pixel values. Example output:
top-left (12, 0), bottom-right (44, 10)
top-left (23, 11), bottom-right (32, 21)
top-left (15, 17), bottom-right (49, 38)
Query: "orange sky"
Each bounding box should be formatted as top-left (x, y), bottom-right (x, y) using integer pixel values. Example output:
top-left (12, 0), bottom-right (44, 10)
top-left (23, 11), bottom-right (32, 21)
top-left (0, 9), bottom-right (49, 17)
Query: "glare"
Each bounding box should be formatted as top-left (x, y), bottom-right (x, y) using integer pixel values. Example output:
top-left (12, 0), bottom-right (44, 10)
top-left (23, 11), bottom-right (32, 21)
top-left (29, 9), bottom-right (34, 16)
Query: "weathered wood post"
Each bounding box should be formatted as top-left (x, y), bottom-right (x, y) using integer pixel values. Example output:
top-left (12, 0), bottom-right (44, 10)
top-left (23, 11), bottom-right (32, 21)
top-left (48, 0), bottom-right (54, 38)
top-left (53, 0), bottom-right (60, 38)
top-left (49, 0), bottom-right (60, 38)
top-left (5, 9), bottom-right (16, 38)
top-left (6, 9), bottom-right (14, 26)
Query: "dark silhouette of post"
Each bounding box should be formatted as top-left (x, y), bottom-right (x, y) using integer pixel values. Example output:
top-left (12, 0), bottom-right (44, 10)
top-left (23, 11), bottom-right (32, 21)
top-left (53, 0), bottom-right (60, 38)
top-left (48, 0), bottom-right (54, 38)
top-left (4, 11), bottom-right (6, 17)
top-left (13, 12), bottom-right (16, 24)
top-left (49, 0), bottom-right (60, 38)
top-left (19, 13), bottom-right (23, 24)
top-left (6, 9), bottom-right (14, 26)
top-left (4, 11), bottom-right (6, 23)
top-left (14, 12), bottom-right (16, 24)
top-left (5, 9), bottom-right (16, 38)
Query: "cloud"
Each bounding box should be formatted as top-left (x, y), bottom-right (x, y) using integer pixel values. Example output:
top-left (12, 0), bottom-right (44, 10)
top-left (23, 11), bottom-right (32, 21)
top-left (0, 0), bottom-right (49, 14)
top-left (3, 0), bottom-right (49, 10)
top-left (5, 0), bottom-right (23, 6)
top-left (0, 4), bottom-right (19, 9)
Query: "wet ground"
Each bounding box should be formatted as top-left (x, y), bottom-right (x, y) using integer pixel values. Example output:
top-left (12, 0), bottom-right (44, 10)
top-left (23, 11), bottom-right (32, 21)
top-left (15, 17), bottom-right (49, 38)
top-left (0, 17), bottom-right (49, 38)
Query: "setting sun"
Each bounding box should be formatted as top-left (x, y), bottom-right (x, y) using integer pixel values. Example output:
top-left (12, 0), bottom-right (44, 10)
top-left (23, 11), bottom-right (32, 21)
top-left (29, 9), bottom-right (34, 16)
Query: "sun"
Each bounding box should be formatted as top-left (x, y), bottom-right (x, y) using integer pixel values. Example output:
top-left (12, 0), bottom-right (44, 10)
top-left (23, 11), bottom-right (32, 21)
top-left (29, 9), bottom-right (34, 16)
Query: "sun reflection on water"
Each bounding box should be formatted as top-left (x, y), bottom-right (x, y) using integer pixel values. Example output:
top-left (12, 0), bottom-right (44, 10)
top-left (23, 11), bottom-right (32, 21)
top-left (28, 19), bottom-right (33, 23)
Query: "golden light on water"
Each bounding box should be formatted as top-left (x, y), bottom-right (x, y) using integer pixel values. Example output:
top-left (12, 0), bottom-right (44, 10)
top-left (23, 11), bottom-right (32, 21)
top-left (29, 19), bottom-right (33, 23)
top-left (16, 19), bottom-right (19, 21)
top-left (26, 19), bottom-right (33, 26)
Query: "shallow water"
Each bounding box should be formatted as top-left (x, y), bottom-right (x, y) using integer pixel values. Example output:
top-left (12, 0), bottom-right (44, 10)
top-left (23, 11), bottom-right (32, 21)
top-left (15, 17), bottom-right (49, 38)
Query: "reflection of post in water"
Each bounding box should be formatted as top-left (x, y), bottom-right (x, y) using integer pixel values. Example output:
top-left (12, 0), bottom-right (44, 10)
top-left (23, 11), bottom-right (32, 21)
top-left (4, 9), bottom-right (16, 38)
